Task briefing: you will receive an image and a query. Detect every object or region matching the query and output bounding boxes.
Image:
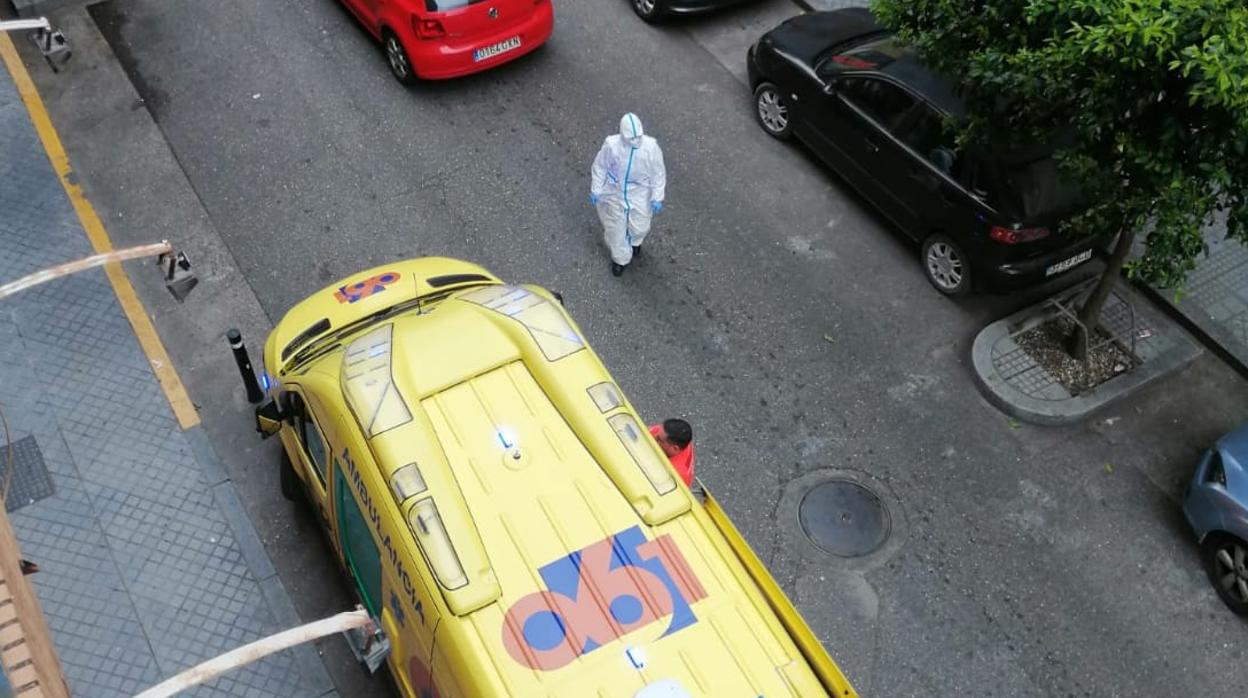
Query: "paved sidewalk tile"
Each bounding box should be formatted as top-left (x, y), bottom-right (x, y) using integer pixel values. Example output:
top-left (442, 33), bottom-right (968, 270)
top-left (1147, 224), bottom-right (1248, 372)
top-left (0, 52), bottom-right (324, 698)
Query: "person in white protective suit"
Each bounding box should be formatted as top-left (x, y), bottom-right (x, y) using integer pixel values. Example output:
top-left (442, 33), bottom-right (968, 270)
top-left (590, 113), bottom-right (667, 276)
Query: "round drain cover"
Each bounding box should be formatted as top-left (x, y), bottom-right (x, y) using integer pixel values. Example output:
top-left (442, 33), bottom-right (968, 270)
top-left (799, 479), bottom-right (891, 557)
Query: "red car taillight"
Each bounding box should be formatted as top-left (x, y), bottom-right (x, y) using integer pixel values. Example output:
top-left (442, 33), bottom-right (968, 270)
top-left (414, 18), bottom-right (446, 39)
top-left (990, 225), bottom-right (1050, 244)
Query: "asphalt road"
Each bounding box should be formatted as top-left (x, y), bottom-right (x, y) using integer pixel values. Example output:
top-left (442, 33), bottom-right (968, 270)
top-left (48, 0), bottom-right (1248, 694)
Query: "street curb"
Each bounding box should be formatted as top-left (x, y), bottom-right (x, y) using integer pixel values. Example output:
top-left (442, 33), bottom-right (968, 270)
top-left (971, 285), bottom-right (1204, 425)
top-left (787, 0), bottom-right (867, 11)
top-left (186, 426), bottom-right (336, 696)
top-left (185, 425), bottom-right (230, 487)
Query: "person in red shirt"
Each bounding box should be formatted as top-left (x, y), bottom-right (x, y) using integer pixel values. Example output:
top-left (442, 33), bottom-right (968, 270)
top-left (649, 418), bottom-right (695, 487)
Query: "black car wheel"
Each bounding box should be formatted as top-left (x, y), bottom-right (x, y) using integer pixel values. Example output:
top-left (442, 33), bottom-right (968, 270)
top-left (632, 0), bottom-right (667, 22)
top-left (753, 82), bottom-right (792, 139)
top-left (1202, 533), bottom-right (1248, 615)
top-left (921, 233), bottom-right (971, 296)
top-left (280, 448), bottom-right (303, 502)
top-left (383, 31), bottom-right (418, 86)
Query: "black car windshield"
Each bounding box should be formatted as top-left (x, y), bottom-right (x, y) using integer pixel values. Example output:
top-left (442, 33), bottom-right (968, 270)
top-left (816, 34), bottom-right (901, 78)
top-left (426, 0), bottom-right (484, 10)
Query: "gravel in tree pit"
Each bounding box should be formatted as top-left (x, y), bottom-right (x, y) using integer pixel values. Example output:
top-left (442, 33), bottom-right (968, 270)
top-left (1014, 316), bottom-right (1136, 395)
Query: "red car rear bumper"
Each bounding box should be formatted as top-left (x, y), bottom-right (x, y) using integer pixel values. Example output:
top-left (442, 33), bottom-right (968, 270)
top-left (405, 2), bottom-right (553, 79)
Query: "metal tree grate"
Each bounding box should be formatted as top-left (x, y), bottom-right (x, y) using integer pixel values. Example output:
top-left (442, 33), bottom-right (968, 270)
top-left (990, 279), bottom-right (1144, 400)
top-left (1042, 279), bottom-right (1140, 367)
top-left (1, 436), bottom-right (56, 512)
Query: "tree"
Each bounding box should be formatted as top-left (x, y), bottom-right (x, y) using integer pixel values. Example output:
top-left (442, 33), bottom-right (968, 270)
top-left (871, 0), bottom-right (1248, 357)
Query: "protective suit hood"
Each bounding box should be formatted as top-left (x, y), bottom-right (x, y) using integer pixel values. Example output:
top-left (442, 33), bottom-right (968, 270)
top-left (620, 113), bottom-right (644, 148)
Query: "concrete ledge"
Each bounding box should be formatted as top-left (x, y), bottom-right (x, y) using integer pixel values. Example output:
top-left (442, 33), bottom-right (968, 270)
top-left (789, 0), bottom-right (867, 11)
top-left (185, 426), bottom-right (229, 486)
top-left (972, 284), bottom-right (1204, 425)
top-left (10, 0), bottom-right (78, 19)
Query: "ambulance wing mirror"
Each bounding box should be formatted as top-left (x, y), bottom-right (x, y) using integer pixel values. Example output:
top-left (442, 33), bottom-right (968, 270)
top-left (254, 398), bottom-right (284, 438)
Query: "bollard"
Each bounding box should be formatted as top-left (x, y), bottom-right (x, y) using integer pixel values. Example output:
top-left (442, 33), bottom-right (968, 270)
top-left (228, 329), bottom-right (265, 404)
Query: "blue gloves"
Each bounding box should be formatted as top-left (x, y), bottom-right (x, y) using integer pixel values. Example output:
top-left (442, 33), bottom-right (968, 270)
top-left (589, 193), bottom-right (600, 205)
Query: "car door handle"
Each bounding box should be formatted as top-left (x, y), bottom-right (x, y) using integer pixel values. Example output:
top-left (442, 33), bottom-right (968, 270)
top-left (865, 141), bottom-right (880, 154)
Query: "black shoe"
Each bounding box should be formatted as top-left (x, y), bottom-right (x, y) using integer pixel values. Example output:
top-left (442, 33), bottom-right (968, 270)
top-left (611, 262), bottom-right (625, 277)
top-left (632, 245), bottom-right (642, 258)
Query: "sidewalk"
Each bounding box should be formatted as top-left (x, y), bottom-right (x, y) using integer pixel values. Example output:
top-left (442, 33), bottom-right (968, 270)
top-left (0, 36), bottom-right (333, 698)
top-left (1142, 223), bottom-right (1248, 376)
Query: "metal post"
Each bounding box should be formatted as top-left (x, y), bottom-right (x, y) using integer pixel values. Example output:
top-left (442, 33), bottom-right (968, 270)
top-left (0, 18), bottom-right (71, 73)
top-left (227, 329), bottom-right (264, 404)
top-left (0, 18), bottom-right (51, 33)
top-left (135, 609), bottom-right (372, 698)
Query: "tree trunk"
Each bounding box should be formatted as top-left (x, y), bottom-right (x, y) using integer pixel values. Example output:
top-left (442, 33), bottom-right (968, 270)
top-left (1068, 227), bottom-right (1136, 359)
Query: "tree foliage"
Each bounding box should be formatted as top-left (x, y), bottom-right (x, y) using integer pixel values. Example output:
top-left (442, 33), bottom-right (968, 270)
top-left (871, 0), bottom-right (1248, 291)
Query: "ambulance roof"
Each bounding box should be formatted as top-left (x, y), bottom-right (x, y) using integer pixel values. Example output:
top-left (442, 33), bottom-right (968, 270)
top-left (279, 261), bottom-right (831, 697)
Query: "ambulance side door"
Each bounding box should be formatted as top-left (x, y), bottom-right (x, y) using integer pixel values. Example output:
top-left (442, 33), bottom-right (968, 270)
top-left (280, 387), bottom-right (333, 530)
top-left (332, 449), bottom-right (439, 697)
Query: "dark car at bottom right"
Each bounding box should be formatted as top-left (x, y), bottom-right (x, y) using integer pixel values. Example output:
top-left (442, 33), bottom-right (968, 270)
top-left (746, 9), bottom-right (1111, 296)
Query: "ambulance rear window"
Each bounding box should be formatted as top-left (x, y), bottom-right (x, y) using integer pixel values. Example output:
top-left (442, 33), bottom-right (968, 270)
top-left (459, 285), bottom-right (584, 362)
top-left (342, 324), bottom-right (412, 437)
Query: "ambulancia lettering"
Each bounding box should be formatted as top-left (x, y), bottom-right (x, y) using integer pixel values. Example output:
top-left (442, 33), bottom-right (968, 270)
top-left (341, 448), bottom-right (423, 623)
top-left (501, 525), bottom-right (707, 670)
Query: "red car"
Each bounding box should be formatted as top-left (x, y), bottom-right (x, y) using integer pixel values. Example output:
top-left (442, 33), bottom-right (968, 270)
top-left (340, 0), bottom-right (553, 82)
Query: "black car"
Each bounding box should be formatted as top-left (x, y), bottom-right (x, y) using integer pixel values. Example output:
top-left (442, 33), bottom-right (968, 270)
top-left (630, 0), bottom-right (754, 23)
top-left (746, 9), bottom-right (1105, 295)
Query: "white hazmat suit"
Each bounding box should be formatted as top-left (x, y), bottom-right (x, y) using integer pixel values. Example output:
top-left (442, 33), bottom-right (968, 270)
top-left (591, 113), bottom-right (666, 267)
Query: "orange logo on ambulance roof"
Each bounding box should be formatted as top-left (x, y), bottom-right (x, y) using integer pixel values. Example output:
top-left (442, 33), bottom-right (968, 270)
top-left (334, 271), bottom-right (401, 304)
top-left (501, 526), bottom-right (707, 671)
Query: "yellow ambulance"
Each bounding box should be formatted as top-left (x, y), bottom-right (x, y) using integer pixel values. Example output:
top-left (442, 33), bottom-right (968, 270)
top-left (254, 258), bottom-right (856, 697)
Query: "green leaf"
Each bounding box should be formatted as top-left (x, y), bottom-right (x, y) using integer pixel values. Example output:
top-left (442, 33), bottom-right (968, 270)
top-left (869, 0), bottom-right (1248, 297)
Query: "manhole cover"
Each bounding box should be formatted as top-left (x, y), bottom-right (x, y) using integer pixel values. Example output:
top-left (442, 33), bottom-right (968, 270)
top-left (799, 479), bottom-right (890, 557)
top-left (2, 436), bottom-right (56, 513)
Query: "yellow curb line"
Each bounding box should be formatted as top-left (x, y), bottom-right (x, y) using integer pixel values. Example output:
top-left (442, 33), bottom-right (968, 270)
top-left (0, 34), bottom-right (201, 430)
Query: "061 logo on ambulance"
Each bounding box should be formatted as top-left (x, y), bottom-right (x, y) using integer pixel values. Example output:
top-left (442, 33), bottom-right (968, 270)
top-left (501, 526), bottom-right (707, 670)
top-left (334, 271), bottom-right (401, 304)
